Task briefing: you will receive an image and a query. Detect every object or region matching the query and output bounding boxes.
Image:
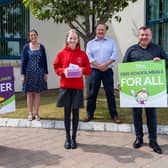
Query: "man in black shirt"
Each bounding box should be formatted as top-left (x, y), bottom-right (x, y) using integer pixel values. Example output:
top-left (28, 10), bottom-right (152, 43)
top-left (123, 26), bottom-right (167, 154)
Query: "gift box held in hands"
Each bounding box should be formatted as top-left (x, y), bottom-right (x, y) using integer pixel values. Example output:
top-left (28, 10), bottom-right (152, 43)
top-left (67, 63), bottom-right (81, 78)
top-left (67, 68), bottom-right (81, 78)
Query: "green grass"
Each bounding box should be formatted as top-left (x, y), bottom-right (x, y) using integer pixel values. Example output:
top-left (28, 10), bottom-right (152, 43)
top-left (0, 90), bottom-right (168, 125)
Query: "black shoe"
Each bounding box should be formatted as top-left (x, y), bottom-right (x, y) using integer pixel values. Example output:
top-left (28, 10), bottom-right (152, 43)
top-left (64, 139), bottom-right (71, 149)
top-left (71, 139), bottom-right (77, 149)
top-left (133, 138), bottom-right (143, 148)
top-left (83, 116), bottom-right (93, 122)
top-left (149, 141), bottom-right (162, 154)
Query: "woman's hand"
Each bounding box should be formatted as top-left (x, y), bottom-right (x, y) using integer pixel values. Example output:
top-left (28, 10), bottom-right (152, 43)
top-left (44, 74), bottom-right (48, 82)
top-left (64, 68), bottom-right (69, 78)
top-left (79, 68), bottom-right (83, 77)
top-left (21, 75), bottom-right (25, 83)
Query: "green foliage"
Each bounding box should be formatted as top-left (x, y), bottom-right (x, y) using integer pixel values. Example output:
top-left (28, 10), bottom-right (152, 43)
top-left (23, 0), bottom-right (137, 22)
top-left (23, 0), bottom-right (138, 46)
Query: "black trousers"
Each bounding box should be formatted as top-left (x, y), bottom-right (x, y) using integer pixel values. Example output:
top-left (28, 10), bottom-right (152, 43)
top-left (133, 108), bottom-right (157, 142)
top-left (87, 69), bottom-right (118, 119)
top-left (64, 106), bottom-right (79, 140)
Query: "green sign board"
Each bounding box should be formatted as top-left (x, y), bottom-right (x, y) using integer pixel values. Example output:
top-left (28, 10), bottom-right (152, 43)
top-left (118, 60), bottom-right (167, 107)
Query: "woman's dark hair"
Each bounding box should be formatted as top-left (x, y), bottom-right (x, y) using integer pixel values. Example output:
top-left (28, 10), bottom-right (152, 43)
top-left (28, 29), bottom-right (38, 42)
top-left (29, 29), bottom-right (38, 36)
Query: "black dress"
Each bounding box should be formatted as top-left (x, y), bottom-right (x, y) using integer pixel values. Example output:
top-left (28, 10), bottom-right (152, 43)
top-left (23, 49), bottom-right (47, 93)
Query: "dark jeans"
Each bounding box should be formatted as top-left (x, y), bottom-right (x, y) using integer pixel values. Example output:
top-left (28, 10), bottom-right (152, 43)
top-left (64, 106), bottom-right (79, 140)
top-left (133, 108), bottom-right (157, 142)
top-left (87, 68), bottom-right (118, 119)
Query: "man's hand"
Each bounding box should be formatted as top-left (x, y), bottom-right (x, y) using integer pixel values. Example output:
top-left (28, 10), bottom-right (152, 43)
top-left (117, 83), bottom-right (121, 90)
top-left (97, 64), bottom-right (108, 71)
top-left (153, 57), bottom-right (161, 61)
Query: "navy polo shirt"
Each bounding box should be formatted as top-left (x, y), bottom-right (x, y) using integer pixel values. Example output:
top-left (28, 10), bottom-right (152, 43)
top-left (123, 43), bottom-right (167, 65)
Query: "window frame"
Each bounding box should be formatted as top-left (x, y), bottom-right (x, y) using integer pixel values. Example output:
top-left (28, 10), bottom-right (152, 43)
top-left (146, 0), bottom-right (168, 54)
top-left (0, 0), bottom-right (29, 60)
top-left (146, 0), bottom-right (168, 25)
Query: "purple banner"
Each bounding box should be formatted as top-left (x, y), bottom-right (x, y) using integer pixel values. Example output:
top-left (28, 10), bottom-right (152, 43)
top-left (0, 66), bottom-right (14, 103)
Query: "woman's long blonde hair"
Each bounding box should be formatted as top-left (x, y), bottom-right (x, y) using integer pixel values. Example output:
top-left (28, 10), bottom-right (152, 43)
top-left (65, 29), bottom-right (80, 47)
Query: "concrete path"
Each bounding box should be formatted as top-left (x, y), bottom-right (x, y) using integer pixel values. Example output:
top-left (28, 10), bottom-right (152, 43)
top-left (0, 127), bottom-right (168, 168)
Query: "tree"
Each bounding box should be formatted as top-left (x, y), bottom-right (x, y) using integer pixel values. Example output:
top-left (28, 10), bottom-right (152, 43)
top-left (23, 0), bottom-right (138, 48)
top-left (23, 0), bottom-right (138, 97)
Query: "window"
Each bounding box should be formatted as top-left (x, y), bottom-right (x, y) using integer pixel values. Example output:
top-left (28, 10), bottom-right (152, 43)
top-left (0, 0), bottom-right (29, 59)
top-left (146, 0), bottom-right (168, 54)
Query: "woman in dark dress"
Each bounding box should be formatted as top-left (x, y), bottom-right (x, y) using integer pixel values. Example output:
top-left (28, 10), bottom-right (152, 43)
top-left (21, 29), bottom-right (48, 121)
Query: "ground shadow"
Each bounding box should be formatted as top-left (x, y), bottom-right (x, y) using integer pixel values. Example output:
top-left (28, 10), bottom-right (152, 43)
top-left (0, 146), bottom-right (62, 168)
top-left (141, 142), bottom-right (168, 155)
top-left (79, 143), bottom-right (153, 163)
top-left (160, 144), bottom-right (168, 155)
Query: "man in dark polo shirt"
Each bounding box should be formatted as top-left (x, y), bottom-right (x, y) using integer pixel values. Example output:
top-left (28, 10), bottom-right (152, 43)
top-left (123, 26), bottom-right (167, 154)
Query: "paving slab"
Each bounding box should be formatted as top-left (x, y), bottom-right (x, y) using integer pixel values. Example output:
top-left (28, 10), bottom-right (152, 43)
top-left (0, 127), bottom-right (168, 168)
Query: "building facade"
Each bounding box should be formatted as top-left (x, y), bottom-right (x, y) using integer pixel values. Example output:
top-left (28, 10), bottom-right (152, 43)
top-left (0, 0), bottom-right (167, 91)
